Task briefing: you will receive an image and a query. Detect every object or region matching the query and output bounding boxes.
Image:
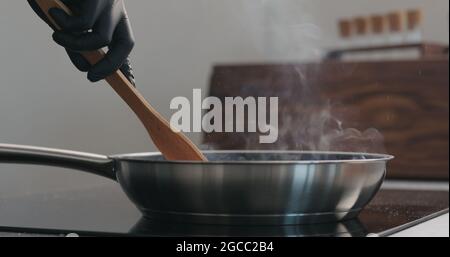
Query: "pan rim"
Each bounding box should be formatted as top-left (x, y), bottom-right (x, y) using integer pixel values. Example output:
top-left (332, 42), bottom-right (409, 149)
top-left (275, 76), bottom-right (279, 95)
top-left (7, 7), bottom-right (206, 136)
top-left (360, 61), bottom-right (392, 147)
top-left (111, 150), bottom-right (394, 165)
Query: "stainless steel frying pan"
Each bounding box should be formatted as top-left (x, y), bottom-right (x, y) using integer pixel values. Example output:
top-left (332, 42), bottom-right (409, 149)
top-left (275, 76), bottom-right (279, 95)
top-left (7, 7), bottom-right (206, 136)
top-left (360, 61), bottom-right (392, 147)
top-left (0, 144), bottom-right (393, 225)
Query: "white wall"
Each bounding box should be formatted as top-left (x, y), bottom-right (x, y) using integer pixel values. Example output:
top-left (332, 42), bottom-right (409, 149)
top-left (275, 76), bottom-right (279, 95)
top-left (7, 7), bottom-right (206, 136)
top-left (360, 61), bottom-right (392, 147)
top-left (0, 0), bottom-right (448, 197)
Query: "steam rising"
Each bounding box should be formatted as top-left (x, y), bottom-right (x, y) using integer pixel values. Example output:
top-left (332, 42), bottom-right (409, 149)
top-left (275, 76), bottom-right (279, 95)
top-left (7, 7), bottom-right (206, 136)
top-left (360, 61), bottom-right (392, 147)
top-left (203, 0), bottom-right (386, 154)
top-left (278, 102), bottom-right (386, 153)
top-left (266, 64), bottom-right (385, 154)
top-left (262, 0), bottom-right (324, 61)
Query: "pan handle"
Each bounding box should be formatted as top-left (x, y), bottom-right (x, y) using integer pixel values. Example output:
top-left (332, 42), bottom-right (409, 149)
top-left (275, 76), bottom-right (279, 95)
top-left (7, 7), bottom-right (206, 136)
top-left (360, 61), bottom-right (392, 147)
top-left (0, 144), bottom-right (116, 180)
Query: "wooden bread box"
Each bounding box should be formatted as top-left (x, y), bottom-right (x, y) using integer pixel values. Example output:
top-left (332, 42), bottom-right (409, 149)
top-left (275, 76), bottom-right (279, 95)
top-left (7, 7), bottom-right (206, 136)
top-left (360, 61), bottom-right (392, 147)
top-left (204, 59), bottom-right (449, 180)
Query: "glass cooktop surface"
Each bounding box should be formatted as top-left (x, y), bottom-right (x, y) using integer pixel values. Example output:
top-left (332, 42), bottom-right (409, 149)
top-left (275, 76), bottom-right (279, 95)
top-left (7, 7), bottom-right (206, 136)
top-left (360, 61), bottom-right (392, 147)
top-left (0, 181), bottom-right (448, 237)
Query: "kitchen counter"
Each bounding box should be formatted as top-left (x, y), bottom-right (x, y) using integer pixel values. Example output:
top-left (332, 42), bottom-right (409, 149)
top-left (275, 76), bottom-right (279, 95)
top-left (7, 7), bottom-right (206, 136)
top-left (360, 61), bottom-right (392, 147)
top-left (0, 180), bottom-right (448, 237)
top-left (389, 213), bottom-right (449, 237)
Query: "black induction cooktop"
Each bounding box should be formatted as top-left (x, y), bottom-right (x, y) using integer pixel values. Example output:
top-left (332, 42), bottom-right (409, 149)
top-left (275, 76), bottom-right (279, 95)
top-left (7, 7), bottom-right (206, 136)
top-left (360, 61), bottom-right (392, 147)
top-left (0, 181), bottom-right (448, 237)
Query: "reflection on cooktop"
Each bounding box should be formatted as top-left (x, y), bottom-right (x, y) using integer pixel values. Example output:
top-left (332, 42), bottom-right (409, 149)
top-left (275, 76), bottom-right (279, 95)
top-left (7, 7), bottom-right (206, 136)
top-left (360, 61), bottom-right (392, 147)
top-left (130, 218), bottom-right (367, 237)
top-left (0, 183), bottom-right (448, 237)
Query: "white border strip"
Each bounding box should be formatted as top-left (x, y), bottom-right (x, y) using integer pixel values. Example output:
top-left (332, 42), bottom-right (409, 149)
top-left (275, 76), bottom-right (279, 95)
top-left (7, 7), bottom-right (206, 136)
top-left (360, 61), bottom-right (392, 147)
top-left (382, 180), bottom-right (449, 191)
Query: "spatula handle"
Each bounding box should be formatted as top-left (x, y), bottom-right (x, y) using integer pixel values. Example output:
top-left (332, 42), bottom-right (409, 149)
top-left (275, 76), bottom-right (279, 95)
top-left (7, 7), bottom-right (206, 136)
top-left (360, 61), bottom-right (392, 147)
top-left (34, 0), bottom-right (157, 146)
top-left (33, 0), bottom-right (208, 161)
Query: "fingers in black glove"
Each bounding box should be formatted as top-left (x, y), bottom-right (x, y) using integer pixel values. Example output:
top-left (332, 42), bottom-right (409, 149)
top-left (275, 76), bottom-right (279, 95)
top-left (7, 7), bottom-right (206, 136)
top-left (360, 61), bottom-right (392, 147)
top-left (85, 17), bottom-right (135, 82)
top-left (66, 49), bottom-right (90, 72)
top-left (28, 0), bottom-right (136, 85)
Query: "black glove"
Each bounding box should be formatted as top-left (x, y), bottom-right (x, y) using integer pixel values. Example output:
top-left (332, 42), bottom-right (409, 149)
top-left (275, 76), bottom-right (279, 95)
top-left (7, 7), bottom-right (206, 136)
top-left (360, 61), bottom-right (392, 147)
top-left (28, 0), bottom-right (136, 85)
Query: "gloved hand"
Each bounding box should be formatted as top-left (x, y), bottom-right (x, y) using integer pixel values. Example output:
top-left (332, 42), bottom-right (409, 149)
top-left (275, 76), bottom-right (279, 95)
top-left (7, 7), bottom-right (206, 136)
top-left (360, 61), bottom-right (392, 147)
top-left (28, 0), bottom-right (136, 85)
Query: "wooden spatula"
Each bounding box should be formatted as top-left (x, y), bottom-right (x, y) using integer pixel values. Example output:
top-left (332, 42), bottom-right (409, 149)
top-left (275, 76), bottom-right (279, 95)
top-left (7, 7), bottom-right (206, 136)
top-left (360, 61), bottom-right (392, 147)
top-left (34, 0), bottom-right (207, 161)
